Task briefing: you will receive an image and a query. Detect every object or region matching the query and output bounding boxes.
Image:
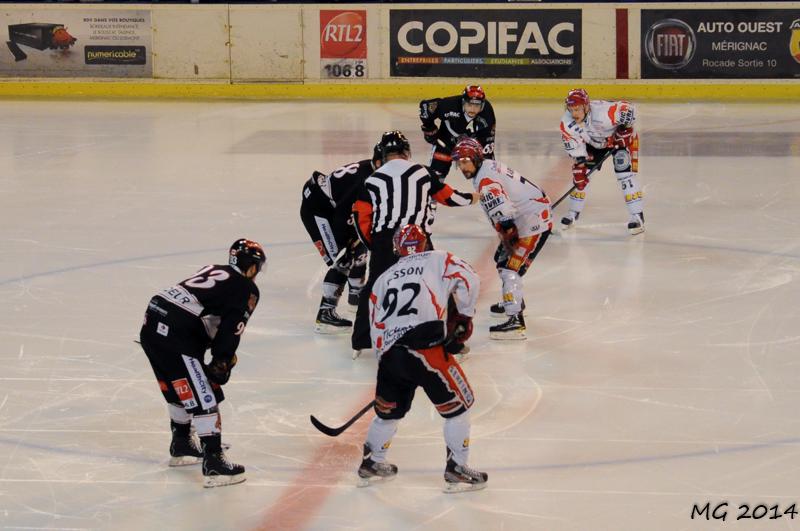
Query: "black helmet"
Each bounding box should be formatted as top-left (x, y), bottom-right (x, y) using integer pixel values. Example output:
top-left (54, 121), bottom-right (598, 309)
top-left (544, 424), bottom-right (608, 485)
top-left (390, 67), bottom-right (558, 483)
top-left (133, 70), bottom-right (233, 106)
top-left (377, 130), bottom-right (411, 162)
top-left (372, 142), bottom-right (382, 164)
top-left (229, 238), bottom-right (267, 275)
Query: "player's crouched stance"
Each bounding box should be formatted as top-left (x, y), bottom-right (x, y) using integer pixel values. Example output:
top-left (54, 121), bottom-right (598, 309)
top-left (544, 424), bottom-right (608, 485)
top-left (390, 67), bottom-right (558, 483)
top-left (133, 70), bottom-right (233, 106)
top-left (357, 224), bottom-right (487, 493)
top-left (559, 88), bottom-right (644, 235)
top-left (139, 239), bottom-right (266, 488)
top-left (452, 137), bottom-right (552, 340)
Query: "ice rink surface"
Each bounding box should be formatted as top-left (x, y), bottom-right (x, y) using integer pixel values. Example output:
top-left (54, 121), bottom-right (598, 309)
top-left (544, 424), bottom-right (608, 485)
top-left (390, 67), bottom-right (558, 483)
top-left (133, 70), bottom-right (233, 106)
top-left (1, 98), bottom-right (800, 531)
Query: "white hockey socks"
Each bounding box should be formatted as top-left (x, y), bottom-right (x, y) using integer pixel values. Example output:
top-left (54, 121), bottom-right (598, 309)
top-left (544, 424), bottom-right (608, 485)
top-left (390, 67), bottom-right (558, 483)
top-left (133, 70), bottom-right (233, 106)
top-left (167, 402), bottom-right (192, 425)
top-left (566, 187), bottom-right (587, 216)
top-left (194, 411), bottom-right (221, 437)
top-left (444, 410), bottom-right (472, 466)
top-left (498, 268), bottom-right (524, 315)
top-left (616, 171), bottom-right (643, 217)
top-left (364, 417), bottom-right (398, 462)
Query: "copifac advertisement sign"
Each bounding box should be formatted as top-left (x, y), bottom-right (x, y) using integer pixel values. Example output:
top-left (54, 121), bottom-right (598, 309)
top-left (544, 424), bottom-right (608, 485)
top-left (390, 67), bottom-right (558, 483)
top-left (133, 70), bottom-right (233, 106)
top-left (320, 10), bottom-right (367, 80)
top-left (0, 10), bottom-right (151, 77)
top-left (390, 9), bottom-right (580, 78)
top-left (642, 9), bottom-right (800, 78)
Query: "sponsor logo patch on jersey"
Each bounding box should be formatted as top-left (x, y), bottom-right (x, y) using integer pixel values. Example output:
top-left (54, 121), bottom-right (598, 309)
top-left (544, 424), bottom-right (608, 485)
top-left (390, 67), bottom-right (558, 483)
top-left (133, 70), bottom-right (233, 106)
top-left (480, 186), bottom-right (505, 211)
top-left (171, 378), bottom-right (198, 409)
top-left (183, 355), bottom-right (216, 409)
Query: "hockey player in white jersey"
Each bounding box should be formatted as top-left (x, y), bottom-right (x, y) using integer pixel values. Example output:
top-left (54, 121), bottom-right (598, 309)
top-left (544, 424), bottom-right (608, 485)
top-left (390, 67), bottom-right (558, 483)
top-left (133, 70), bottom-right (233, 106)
top-left (559, 88), bottom-right (644, 235)
top-left (357, 224), bottom-right (487, 493)
top-left (452, 137), bottom-right (552, 340)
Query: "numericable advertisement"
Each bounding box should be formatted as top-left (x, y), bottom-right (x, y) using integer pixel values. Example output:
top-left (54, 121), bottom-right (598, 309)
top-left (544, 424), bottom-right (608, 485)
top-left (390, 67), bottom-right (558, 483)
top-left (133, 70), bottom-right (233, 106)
top-left (0, 9), bottom-right (151, 77)
top-left (641, 9), bottom-right (800, 79)
top-left (320, 10), bottom-right (367, 80)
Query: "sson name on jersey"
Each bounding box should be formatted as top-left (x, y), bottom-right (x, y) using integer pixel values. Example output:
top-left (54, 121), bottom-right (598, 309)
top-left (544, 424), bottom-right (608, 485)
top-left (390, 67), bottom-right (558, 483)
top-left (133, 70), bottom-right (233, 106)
top-left (369, 250), bottom-right (479, 356)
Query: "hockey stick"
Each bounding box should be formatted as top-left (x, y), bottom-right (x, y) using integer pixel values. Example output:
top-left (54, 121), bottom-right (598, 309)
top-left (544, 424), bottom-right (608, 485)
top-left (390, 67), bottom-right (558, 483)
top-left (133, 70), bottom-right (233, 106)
top-left (551, 150), bottom-right (613, 209)
top-left (310, 400), bottom-right (376, 437)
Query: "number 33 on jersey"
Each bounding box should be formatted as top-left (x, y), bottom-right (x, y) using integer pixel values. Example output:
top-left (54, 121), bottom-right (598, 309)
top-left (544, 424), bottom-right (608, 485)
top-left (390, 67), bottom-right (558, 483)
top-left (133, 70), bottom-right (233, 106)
top-left (368, 250), bottom-right (479, 356)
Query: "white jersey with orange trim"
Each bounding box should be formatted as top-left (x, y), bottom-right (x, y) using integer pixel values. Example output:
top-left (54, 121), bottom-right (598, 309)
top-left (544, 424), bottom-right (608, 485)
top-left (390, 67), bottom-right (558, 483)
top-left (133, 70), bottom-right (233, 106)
top-left (559, 100), bottom-right (635, 160)
top-left (471, 159), bottom-right (552, 237)
top-left (369, 250), bottom-right (479, 357)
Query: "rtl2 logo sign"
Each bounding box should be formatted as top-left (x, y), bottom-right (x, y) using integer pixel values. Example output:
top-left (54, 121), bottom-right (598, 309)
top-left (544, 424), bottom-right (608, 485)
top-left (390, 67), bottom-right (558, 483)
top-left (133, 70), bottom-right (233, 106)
top-left (320, 10), bottom-right (367, 59)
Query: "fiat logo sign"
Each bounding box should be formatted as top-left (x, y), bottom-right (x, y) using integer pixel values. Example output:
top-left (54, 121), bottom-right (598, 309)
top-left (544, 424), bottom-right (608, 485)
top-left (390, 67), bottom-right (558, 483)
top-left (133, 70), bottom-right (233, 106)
top-left (645, 18), bottom-right (696, 70)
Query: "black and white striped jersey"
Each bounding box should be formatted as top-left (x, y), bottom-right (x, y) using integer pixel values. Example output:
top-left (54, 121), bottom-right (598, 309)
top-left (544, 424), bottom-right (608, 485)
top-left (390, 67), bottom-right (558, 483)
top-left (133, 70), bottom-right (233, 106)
top-left (353, 158), bottom-right (474, 242)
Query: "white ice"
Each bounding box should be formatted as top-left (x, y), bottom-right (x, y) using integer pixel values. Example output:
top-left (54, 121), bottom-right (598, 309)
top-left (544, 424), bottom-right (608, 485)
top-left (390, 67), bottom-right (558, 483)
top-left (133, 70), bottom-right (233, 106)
top-left (1, 99), bottom-right (800, 531)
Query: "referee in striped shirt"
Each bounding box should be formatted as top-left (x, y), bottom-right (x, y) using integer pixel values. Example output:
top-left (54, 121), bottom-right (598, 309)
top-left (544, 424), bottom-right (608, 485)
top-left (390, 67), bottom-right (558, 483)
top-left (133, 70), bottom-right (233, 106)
top-left (350, 130), bottom-right (478, 356)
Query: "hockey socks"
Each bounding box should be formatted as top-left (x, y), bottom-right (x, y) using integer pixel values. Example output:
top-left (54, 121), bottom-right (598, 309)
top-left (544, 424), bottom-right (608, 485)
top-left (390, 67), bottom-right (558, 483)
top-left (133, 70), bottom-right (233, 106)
top-left (358, 418), bottom-right (399, 487)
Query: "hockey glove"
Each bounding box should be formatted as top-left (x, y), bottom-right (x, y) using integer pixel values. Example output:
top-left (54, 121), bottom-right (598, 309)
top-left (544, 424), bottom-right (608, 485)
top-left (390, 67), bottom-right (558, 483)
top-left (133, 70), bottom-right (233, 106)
top-left (496, 219), bottom-right (519, 249)
top-left (421, 123), bottom-right (439, 145)
top-left (572, 164), bottom-right (590, 191)
top-left (612, 126), bottom-right (634, 150)
top-left (444, 313), bottom-right (474, 355)
top-left (206, 354), bottom-right (237, 385)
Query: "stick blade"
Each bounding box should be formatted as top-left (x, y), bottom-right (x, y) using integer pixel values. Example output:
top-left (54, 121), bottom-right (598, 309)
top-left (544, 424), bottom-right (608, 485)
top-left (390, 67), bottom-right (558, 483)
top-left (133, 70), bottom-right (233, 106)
top-left (309, 415), bottom-right (343, 437)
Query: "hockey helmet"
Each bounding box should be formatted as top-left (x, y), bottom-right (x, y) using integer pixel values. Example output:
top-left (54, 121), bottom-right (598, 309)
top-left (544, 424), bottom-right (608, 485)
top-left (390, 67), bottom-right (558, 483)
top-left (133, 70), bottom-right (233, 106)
top-left (451, 136), bottom-right (485, 173)
top-left (393, 224), bottom-right (428, 257)
top-left (565, 88), bottom-right (589, 108)
top-left (462, 85), bottom-right (486, 111)
top-left (229, 238), bottom-right (267, 274)
top-left (377, 130), bottom-right (411, 162)
top-left (372, 142), bottom-right (382, 164)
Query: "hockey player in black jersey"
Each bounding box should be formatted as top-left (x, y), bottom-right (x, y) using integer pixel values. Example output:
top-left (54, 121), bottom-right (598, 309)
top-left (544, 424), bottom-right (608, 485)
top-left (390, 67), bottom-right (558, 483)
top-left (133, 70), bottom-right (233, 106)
top-left (419, 84), bottom-right (496, 180)
top-left (300, 145), bottom-right (382, 333)
top-left (139, 239), bottom-right (265, 488)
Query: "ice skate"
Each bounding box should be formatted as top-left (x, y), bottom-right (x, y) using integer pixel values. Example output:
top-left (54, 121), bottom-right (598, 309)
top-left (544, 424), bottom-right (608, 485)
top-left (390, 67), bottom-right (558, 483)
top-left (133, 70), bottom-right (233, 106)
top-left (356, 445), bottom-right (398, 487)
top-left (489, 313), bottom-right (526, 340)
top-left (352, 348), bottom-right (370, 360)
top-left (347, 291), bottom-right (360, 308)
top-left (490, 300), bottom-right (524, 318)
top-left (168, 435), bottom-right (203, 467)
top-left (489, 302), bottom-right (505, 318)
top-left (202, 450), bottom-right (245, 488)
top-left (560, 211), bottom-right (580, 231)
top-left (315, 308), bottom-right (352, 334)
top-left (443, 452), bottom-right (487, 493)
top-left (627, 213), bottom-right (645, 235)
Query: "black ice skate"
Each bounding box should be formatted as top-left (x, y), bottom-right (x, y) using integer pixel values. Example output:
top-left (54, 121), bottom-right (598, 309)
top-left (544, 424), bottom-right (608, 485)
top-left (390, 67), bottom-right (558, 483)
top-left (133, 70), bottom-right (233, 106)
top-left (627, 212), bottom-right (645, 235)
top-left (315, 308), bottom-right (353, 334)
top-left (202, 451), bottom-right (246, 488)
top-left (489, 313), bottom-right (526, 340)
top-left (169, 435), bottom-right (203, 467)
top-left (347, 291), bottom-right (360, 307)
top-left (560, 211), bottom-right (580, 230)
top-left (356, 445), bottom-right (398, 487)
top-left (443, 451), bottom-right (488, 493)
top-left (489, 299), bottom-right (524, 318)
